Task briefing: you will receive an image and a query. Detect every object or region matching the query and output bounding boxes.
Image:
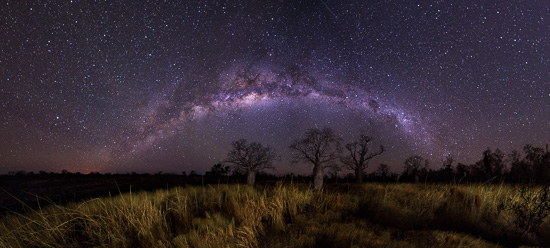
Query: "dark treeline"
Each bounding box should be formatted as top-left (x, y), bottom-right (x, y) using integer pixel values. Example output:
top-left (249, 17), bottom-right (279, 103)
top-left (217, 143), bottom-right (550, 185)
top-left (1, 143), bottom-right (549, 215)
top-left (3, 144), bottom-right (550, 186)
top-left (398, 144), bottom-right (550, 185)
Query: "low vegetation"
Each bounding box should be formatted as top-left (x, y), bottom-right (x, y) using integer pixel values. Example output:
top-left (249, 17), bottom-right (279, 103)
top-left (2, 182), bottom-right (550, 247)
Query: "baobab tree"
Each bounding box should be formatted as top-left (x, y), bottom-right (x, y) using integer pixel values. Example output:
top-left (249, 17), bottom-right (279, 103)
top-left (225, 139), bottom-right (278, 185)
top-left (289, 127), bottom-right (341, 190)
top-left (341, 135), bottom-right (384, 183)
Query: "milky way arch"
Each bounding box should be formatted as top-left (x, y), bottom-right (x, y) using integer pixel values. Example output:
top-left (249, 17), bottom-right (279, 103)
top-left (107, 62), bottom-right (440, 167)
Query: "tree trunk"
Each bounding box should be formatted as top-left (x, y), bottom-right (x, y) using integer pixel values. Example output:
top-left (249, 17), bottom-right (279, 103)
top-left (246, 170), bottom-right (256, 185)
top-left (355, 165), bottom-right (363, 184)
top-left (313, 164), bottom-right (324, 190)
top-left (414, 174), bottom-right (419, 183)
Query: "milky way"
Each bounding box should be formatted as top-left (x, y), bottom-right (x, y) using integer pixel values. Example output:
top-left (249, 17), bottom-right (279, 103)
top-left (105, 61), bottom-right (439, 173)
top-left (1, 1), bottom-right (549, 174)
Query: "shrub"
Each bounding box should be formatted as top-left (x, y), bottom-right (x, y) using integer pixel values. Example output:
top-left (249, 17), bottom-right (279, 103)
top-left (502, 184), bottom-right (550, 240)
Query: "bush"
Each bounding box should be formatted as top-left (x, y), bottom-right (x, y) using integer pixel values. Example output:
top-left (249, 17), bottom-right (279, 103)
top-left (502, 184), bottom-right (550, 240)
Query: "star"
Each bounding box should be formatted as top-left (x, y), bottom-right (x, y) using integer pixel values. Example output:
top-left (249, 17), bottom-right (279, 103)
top-left (0, 0), bottom-right (548, 174)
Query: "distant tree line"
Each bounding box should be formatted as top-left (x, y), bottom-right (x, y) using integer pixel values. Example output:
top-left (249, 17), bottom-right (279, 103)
top-left (6, 131), bottom-right (549, 188)
top-left (398, 145), bottom-right (550, 185)
top-left (220, 128), bottom-right (550, 187)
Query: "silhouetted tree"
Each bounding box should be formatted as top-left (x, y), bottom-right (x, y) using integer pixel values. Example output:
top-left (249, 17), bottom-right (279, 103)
top-left (15, 170), bottom-right (27, 176)
top-left (87, 171), bottom-right (100, 176)
top-left (290, 127), bottom-right (341, 190)
top-left (472, 148), bottom-right (505, 182)
top-left (341, 135), bottom-right (384, 183)
top-left (206, 163), bottom-right (230, 179)
top-left (225, 139), bottom-right (278, 185)
top-left (403, 155), bottom-right (428, 183)
top-left (508, 150), bottom-right (528, 183)
top-left (376, 163), bottom-right (390, 182)
top-left (439, 154), bottom-right (455, 182)
top-left (328, 163), bottom-right (343, 183)
top-left (455, 163), bottom-right (470, 182)
top-left (522, 144), bottom-right (550, 184)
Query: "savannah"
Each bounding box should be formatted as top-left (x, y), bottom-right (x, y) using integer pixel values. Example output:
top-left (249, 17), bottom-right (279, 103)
top-left (2, 129), bottom-right (550, 247)
top-left (1, 181), bottom-right (550, 247)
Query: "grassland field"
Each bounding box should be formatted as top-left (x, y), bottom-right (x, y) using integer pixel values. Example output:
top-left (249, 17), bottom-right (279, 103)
top-left (1, 181), bottom-right (549, 247)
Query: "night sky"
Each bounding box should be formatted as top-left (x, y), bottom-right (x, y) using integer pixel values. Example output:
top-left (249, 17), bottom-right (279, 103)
top-left (1, 1), bottom-right (549, 175)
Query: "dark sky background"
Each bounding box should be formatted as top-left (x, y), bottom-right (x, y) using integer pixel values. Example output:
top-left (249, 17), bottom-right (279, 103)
top-left (1, 0), bottom-right (549, 175)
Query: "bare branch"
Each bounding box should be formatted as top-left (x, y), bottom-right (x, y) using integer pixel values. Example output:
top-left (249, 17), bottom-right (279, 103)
top-left (341, 134), bottom-right (384, 183)
top-left (225, 139), bottom-right (279, 172)
top-left (289, 127), bottom-right (341, 167)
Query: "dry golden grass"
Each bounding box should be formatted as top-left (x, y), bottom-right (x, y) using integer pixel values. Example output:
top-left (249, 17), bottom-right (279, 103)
top-left (0, 182), bottom-right (548, 247)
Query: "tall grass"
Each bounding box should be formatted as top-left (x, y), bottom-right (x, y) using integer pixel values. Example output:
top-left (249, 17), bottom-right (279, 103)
top-left (1, 182), bottom-right (547, 247)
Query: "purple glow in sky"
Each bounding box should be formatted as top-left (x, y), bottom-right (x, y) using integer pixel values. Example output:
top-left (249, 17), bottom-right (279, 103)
top-left (1, 1), bottom-right (549, 174)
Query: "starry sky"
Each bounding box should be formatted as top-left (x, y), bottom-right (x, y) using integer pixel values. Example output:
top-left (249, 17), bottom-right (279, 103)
top-left (1, 0), bottom-right (549, 175)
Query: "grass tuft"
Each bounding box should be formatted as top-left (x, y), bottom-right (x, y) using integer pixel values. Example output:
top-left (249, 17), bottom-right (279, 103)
top-left (1, 183), bottom-right (548, 247)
